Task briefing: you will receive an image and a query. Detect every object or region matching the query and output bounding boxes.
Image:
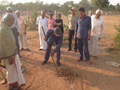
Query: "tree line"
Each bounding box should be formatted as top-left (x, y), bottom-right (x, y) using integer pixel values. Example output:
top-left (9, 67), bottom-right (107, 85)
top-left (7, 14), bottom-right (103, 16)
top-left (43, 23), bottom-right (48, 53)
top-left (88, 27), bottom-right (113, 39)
top-left (0, 0), bottom-right (120, 14)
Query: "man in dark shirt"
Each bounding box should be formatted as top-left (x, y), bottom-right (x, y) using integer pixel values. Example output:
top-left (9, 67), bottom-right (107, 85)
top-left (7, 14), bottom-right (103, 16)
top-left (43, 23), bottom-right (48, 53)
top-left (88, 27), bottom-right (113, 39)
top-left (41, 27), bottom-right (63, 67)
top-left (74, 7), bottom-right (92, 65)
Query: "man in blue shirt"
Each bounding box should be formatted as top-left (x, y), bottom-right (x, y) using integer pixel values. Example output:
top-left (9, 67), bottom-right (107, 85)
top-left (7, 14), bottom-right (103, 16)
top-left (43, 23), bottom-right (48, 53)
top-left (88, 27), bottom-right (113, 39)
top-left (74, 7), bottom-right (92, 65)
top-left (41, 27), bottom-right (63, 67)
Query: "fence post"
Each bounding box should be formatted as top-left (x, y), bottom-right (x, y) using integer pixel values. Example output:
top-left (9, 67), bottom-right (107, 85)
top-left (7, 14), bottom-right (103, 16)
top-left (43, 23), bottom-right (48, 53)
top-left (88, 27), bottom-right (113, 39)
top-left (55, 10), bottom-right (57, 19)
top-left (27, 11), bottom-right (29, 24)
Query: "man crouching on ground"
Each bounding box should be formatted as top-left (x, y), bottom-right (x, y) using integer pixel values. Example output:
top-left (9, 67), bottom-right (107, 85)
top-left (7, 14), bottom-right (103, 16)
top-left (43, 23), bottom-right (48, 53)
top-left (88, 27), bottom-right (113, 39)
top-left (41, 27), bottom-right (63, 67)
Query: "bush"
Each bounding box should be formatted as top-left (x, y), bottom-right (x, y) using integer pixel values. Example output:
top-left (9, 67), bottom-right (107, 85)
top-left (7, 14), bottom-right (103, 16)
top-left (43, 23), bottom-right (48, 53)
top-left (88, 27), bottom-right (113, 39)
top-left (28, 10), bottom-right (39, 31)
top-left (114, 25), bottom-right (120, 49)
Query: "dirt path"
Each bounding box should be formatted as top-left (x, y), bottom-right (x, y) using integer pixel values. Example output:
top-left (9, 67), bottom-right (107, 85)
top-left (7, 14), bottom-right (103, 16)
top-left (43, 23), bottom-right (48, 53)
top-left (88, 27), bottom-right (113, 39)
top-left (0, 15), bottom-right (120, 90)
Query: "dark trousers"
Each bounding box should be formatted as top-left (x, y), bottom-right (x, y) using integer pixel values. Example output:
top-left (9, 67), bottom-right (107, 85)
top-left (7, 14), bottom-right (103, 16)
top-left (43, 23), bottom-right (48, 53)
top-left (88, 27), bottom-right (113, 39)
top-left (68, 30), bottom-right (77, 50)
top-left (77, 38), bottom-right (90, 61)
top-left (44, 41), bottom-right (61, 63)
top-left (11, 27), bottom-right (20, 56)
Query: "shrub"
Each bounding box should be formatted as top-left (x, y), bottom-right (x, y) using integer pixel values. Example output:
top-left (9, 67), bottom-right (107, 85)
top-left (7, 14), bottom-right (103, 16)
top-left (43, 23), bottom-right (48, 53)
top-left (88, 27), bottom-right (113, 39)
top-left (114, 25), bottom-right (120, 49)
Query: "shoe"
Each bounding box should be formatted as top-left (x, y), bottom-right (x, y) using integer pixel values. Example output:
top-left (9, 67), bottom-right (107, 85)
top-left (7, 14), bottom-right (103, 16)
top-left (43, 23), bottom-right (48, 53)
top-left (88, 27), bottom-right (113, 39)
top-left (26, 49), bottom-right (30, 51)
top-left (39, 49), bottom-right (43, 51)
top-left (67, 49), bottom-right (71, 51)
top-left (41, 61), bottom-right (47, 65)
top-left (86, 61), bottom-right (92, 65)
top-left (57, 62), bottom-right (61, 67)
top-left (77, 59), bottom-right (83, 62)
top-left (20, 48), bottom-right (24, 51)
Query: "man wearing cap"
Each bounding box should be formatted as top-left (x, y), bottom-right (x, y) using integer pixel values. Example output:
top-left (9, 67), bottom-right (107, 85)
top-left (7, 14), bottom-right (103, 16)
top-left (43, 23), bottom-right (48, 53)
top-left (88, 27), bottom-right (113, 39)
top-left (68, 7), bottom-right (78, 52)
top-left (2, 7), bottom-right (20, 56)
top-left (74, 7), bottom-right (91, 65)
top-left (41, 27), bottom-right (63, 67)
top-left (89, 9), bottom-right (104, 59)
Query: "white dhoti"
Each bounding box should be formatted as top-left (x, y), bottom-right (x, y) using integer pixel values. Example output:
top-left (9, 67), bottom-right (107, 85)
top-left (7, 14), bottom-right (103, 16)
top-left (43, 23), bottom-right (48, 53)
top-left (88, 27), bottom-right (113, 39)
top-left (36, 16), bottom-right (48, 50)
top-left (38, 26), bottom-right (48, 50)
top-left (89, 36), bottom-right (99, 56)
top-left (4, 54), bottom-right (25, 86)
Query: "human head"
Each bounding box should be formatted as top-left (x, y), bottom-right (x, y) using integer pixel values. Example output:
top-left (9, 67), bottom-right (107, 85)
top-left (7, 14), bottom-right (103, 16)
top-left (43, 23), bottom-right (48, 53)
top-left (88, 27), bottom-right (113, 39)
top-left (49, 13), bottom-right (53, 19)
top-left (54, 27), bottom-right (61, 37)
top-left (6, 7), bottom-right (13, 13)
top-left (71, 7), bottom-right (76, 15)
top-left (95, 9), bottom-right (102, 19)
top-left (79, 7), bottom-right (85, 17)
top-left (15, 10), bottom-right (21, 18)
top-left (57, 14), bottom-right (61, 19)
top-left (3, 13), bottom-right (15, 27)
top-left (41, 11), bottom-right (45, 18)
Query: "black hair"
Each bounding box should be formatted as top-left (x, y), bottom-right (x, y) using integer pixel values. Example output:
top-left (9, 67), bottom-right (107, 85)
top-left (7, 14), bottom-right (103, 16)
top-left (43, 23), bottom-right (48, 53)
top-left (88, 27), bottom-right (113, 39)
top-left (79, 7), bottom-right (85, 12)
top-left (57, 14), bottom-right (61, 17)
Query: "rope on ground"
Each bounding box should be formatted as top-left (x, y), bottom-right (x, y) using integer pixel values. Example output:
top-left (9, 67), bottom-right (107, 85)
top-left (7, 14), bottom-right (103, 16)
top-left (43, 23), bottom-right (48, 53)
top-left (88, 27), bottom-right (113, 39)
top-left (25, 76), bottom-right (35, 90)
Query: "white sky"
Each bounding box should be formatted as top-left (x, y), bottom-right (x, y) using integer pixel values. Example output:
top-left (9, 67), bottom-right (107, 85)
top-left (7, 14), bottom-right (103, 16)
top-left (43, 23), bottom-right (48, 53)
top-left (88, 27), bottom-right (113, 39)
top-left (0, 0), bottom-right (120, 5)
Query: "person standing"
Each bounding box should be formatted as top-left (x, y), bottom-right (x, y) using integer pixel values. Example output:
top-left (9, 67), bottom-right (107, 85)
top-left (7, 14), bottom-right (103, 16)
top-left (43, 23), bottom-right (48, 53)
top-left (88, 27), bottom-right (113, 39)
top-left (54, 14), bottom-right (64, 34)
top-left (74, 7), bottom-right (91, 65)
top-left (48, 13), bottom-right (55, 29)
top-left (0, 13), bottom-right (25, 90)
top-left (36, 11), bottom-right (48, 50)
top-left (2, 7), bottom-right (20, 56)
top-left (89, 9), bottom-right (104, 59)
top-left (68, 7), bottom-right (78, 52)
top-left (41, 27), bottom-right (63, 67)
top-left (15, 10), bottom-right (29, 51)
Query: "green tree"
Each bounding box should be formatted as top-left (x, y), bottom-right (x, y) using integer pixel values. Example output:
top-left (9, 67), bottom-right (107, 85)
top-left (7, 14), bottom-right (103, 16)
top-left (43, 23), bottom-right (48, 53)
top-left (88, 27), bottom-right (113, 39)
top-left (91, 0), bottom-right (109, 9)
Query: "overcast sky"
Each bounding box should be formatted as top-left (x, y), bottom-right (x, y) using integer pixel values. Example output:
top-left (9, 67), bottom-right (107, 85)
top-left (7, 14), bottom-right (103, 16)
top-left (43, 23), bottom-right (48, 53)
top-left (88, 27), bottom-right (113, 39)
top-left (0, 0), bottom-right (120, 5)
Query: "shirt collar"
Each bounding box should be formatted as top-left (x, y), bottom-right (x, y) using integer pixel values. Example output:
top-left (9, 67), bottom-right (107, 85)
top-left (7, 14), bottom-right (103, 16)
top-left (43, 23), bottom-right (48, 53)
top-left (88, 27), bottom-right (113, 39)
top-left (80, 14), bottom-right (87, 19)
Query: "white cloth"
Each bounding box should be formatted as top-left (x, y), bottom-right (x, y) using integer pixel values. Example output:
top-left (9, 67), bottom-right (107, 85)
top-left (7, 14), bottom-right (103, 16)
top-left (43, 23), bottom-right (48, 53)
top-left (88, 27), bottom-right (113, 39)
top-left (19, 33), bottom-right (29, 49)
top-left (89, 36), bottom-right (99, 56)
top-left (4, 54), bottom-right (25, 86)
top-left (91, 15), bottom-right (104, 37)
top-left (36, 16), bottom-right (48, 50)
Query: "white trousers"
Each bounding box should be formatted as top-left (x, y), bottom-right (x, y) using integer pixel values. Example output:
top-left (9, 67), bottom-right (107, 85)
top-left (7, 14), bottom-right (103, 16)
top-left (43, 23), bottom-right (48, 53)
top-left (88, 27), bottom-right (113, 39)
top-left (89, 36), bottom-right (99, 56)
top-left (19, 33), bottom-right (29, 49)
top-left (4, 54), bottom-right (25, 86)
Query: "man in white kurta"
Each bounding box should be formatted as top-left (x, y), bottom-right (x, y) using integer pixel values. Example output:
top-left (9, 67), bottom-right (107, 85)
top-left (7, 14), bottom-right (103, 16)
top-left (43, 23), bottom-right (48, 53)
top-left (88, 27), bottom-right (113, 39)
top-left (0, 14), bottom-right (25, 90)
top-left (36, 11), bottom-right (48, 50)
top-left (15, 10), bottom-right (29, 51)
top-left (89, 9), bottom-right (104, 59)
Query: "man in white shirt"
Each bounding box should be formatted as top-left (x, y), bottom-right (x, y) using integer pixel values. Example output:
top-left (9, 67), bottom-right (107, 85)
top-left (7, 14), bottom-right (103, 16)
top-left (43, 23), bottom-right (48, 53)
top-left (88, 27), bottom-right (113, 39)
top-left (15, 10), bottom-right (29, 51)
top-left (89, 9), bottom-right (104, 59)
top-left (36, 11), bottom-right (48, 50)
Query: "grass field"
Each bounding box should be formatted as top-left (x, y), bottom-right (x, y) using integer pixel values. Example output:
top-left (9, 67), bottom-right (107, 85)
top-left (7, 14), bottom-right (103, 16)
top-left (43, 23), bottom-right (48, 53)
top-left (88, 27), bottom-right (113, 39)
top-left (0, 15), bottom-right (120, 90)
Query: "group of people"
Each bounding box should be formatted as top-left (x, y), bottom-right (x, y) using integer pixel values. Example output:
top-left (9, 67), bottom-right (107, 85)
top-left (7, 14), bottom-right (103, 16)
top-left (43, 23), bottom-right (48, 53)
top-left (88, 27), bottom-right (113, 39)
top-left (37, 7), bottom-right (104, 66)
top-left (0, 6), bottom-right (104, 90)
